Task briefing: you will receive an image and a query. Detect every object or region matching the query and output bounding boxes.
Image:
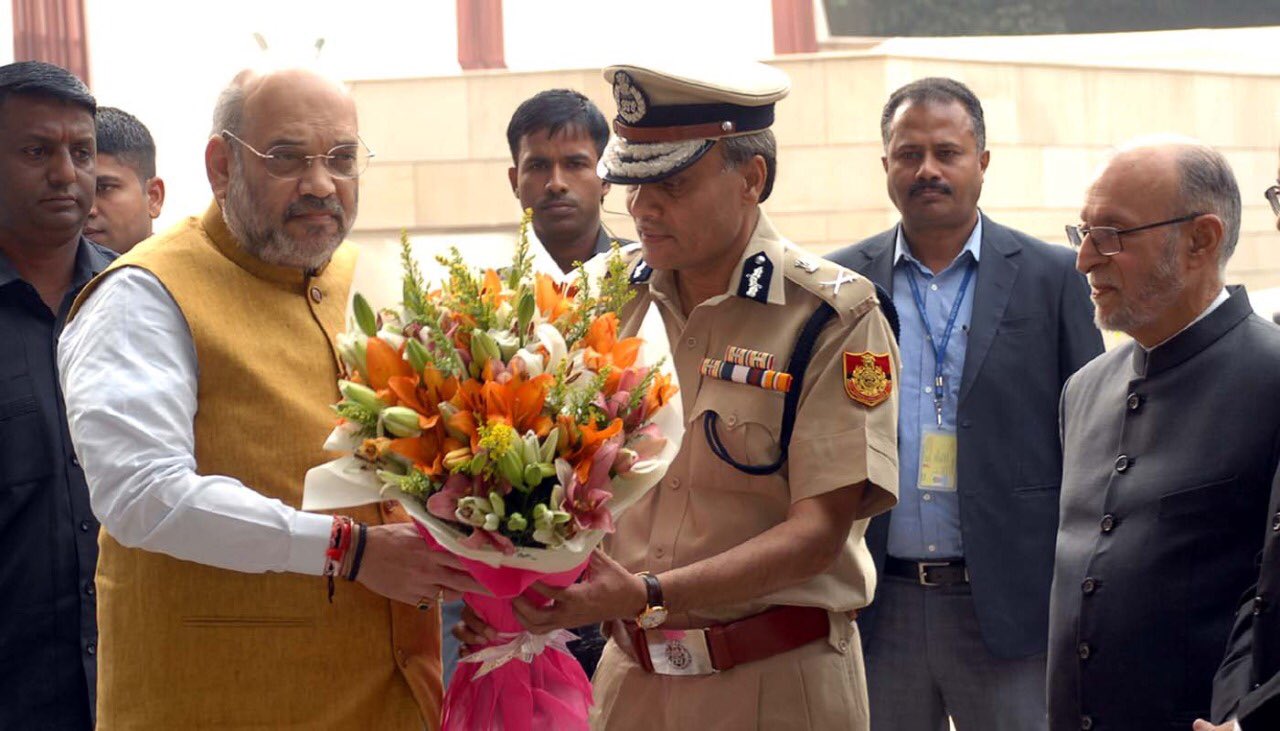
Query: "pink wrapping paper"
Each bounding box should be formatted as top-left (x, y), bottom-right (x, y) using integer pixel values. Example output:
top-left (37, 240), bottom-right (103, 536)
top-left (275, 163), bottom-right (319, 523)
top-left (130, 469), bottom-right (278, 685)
top-left (418, 525), bottom-right (593, 731)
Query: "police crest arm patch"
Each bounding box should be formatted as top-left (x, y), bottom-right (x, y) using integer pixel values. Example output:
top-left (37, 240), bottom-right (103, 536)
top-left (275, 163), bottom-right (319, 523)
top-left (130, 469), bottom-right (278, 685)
top-left (843, 351), bottom-right (892, 407)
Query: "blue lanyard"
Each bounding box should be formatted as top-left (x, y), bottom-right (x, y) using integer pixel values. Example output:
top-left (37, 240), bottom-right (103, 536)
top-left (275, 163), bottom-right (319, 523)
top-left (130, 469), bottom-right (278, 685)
top-left (905, 261), bottom-right (975, 427)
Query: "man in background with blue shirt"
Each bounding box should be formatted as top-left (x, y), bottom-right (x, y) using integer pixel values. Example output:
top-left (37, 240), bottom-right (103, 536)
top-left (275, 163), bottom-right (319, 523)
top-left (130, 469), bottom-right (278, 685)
top-left (828, 77), bottom-right (1102, 731)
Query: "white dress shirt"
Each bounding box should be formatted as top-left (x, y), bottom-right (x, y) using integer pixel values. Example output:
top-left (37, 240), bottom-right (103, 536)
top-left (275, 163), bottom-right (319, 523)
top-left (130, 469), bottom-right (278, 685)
top-left (58, 268), bottom-right (331, 575)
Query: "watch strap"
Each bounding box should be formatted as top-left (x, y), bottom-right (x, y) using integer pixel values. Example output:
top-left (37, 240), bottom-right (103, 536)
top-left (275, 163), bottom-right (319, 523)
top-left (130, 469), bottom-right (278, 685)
top-left (640, 571), bottom-right (664, 609)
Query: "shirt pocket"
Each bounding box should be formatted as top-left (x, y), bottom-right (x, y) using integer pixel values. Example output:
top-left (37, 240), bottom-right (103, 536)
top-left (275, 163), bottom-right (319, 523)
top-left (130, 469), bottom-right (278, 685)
top-left (689, 377), bottom-right (785, 489)
top-left (1157, 476), bottom-right (1239, 520)
top-left (0, 390), bottom-right (52, 488)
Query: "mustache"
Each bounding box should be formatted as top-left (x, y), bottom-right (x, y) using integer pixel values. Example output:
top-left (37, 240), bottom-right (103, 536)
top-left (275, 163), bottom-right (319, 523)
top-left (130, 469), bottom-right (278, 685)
top-left (286, 195), bottom-right (344, 218)
top-left (909, 180), bottom-right (953, 197)
top-left (537, 193), bottom-right (578, 208)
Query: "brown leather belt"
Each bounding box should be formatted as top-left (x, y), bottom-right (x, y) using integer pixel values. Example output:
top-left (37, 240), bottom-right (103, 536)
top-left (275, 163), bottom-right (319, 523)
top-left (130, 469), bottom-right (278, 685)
top-left (611, 605), bottom-right (838, 675)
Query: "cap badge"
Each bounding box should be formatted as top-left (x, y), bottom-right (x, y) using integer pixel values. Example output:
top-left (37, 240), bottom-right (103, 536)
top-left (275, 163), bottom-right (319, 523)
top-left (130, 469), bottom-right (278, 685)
top-left (613, 71), bottom-right (648, 125)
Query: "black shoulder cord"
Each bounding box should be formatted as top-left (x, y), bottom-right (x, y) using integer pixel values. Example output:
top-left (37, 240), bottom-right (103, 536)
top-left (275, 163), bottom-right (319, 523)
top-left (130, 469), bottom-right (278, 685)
top-left (873, 282), bottom-right (900, 342)
top-left (703, 302), bottom-right (838, 476)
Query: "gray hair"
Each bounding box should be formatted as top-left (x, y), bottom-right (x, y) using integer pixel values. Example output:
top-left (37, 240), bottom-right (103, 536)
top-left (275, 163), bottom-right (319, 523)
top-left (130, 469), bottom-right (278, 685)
top-left (210, 81), bottom-right (246, 137)
top-left (719, 129), bottom-right (778, 203)
top-left (1175, 145), bottom-right (1241, 269)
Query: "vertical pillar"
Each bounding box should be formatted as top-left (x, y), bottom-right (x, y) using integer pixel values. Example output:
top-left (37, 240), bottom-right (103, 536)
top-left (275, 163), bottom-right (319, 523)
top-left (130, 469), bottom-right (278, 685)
top-left (772, 0), bottom-right (818, 55)
top-left (457, 0), bottom-right (505, 71)
top-left (12, 0), bottom-right (90, 85)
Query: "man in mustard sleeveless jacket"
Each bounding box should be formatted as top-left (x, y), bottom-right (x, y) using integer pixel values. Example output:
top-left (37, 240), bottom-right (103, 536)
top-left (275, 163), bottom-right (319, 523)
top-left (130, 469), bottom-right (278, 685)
top-left (57, 67), bottom-right (482, 729)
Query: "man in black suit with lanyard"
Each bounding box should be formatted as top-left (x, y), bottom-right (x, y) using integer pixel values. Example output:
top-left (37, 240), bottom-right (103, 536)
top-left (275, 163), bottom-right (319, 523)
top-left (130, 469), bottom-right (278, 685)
top-left (828, 77), bottom-right (1101, 730)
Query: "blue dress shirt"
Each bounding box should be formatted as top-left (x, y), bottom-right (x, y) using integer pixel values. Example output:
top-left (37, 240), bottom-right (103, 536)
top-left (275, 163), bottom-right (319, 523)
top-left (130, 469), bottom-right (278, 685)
top-left (886, 219), bottom-right (982, 561)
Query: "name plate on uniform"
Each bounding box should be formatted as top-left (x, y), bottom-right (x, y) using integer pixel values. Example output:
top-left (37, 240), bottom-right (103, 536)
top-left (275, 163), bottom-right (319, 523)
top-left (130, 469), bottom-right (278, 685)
top-left (919, 429), bottom-right (958, 491)
top-left (646, 629), bottom-right (717, 675)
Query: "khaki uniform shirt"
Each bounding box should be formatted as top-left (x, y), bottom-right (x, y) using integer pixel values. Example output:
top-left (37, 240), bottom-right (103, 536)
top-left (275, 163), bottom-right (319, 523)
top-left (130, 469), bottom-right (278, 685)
top-left (610, 211), bottom-right (900, 628)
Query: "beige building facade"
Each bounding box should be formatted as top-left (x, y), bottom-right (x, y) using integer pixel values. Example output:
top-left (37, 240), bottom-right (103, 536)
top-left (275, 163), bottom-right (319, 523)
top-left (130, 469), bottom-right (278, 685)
top-left (350, 34), bottom-right (1280, 292)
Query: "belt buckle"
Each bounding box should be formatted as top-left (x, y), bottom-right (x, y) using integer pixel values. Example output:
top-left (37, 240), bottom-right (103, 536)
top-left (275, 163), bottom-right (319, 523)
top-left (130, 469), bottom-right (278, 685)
top-left (645, 628), bottom-right (717, 676)
top-left (917, 561), bottom-right (951, 587)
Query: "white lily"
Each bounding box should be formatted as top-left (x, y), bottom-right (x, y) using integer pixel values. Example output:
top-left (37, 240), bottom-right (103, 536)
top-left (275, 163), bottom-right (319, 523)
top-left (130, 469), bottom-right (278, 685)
top-left (377, 327), bottom-right (406, 352)
top-left (492, 330), bottom-right (521, 361)
top-left (534, 323), bottom-right (567, 371)
top-left (512, 348), bottom-right (545, 377)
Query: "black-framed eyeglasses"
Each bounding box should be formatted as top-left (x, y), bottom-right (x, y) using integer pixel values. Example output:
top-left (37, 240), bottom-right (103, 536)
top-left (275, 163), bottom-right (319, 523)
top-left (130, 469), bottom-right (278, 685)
top-left (221, 129), bottom-right (374, 180)
top-left (1266, 183), bottom-right (1280, 216)
top-left (1065, 212), bottom-right (1204, 256)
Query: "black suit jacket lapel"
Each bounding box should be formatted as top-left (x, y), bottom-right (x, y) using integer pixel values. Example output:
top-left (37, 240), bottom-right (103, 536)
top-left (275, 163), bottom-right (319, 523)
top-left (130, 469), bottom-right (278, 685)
top-left (860, 229), bottom-right (897, 295)
top-left (959, 215), bottom-right (1021, 406)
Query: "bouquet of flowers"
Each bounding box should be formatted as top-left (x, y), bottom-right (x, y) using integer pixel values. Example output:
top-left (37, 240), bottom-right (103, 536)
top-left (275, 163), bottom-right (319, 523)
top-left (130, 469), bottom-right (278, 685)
top-left (303, 214), bottom-right (681, 731)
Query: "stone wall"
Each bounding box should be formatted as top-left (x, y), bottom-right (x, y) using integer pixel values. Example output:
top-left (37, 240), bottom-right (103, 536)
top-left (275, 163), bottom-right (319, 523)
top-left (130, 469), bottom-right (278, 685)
top-left (350, 52), bottom-right (1280, 290)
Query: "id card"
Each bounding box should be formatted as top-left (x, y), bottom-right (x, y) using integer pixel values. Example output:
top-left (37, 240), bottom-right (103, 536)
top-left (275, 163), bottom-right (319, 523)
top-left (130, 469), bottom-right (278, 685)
top-left (919, 429), bottom-right (958, 491)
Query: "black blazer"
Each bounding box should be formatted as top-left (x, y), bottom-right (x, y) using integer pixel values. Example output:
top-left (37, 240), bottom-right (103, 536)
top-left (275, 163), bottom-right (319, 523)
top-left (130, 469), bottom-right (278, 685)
top-left (827, 214), bottom-right (1102, 658)
top-left (1213, 464), bottom-right (1280, 727)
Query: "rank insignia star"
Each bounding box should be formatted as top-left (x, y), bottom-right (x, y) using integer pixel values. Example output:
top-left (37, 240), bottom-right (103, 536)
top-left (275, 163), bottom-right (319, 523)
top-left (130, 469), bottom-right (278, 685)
top-left (843, 351), bottom-right (892, 407)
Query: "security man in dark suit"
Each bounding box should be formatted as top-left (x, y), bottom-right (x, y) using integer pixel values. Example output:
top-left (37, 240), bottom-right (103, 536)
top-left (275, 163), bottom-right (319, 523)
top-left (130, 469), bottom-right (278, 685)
top-left (1198, 158), bottom-right (1280, 731)
top-left (827, 77), bottom-right (1102, 730)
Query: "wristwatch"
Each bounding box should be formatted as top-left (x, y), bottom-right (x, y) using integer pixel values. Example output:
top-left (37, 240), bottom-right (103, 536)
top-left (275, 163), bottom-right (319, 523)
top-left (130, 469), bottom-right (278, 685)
top-left (635, 572), bottom-right (668, 629)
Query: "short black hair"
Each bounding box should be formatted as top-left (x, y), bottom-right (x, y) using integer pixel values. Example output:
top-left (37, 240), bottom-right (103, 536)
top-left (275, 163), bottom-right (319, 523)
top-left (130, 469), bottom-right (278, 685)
top-left (880, 77), bottom-right (985, 151)
top-left (506, 89), bottom-right (609, 164)
top-left (97, 106), bottom-right (157, 180)
top-left (0, 61), bottom-right (95, 115)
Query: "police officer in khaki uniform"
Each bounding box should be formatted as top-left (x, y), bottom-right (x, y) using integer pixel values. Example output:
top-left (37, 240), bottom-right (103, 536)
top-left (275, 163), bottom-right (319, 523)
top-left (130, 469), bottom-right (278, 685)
top-left (458, 60), bottom-right (900, 730)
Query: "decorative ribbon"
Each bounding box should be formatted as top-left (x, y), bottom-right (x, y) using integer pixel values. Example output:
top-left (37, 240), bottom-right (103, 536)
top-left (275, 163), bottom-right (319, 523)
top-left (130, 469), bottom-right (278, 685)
top-left (459, 629), bottom-right (579, 678)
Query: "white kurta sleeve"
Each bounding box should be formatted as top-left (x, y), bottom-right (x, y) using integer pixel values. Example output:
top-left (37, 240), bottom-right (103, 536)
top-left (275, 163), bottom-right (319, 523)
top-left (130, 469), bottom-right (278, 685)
top-left (58, 267), bottom-right (332, 575)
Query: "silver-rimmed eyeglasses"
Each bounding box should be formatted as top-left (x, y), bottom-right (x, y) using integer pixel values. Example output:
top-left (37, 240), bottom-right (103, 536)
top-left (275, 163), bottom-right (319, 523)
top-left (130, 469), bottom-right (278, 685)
top-left (1065, 212), bottom-right (1204, 256)
top-left (221, 129), bottom-right (374, 180)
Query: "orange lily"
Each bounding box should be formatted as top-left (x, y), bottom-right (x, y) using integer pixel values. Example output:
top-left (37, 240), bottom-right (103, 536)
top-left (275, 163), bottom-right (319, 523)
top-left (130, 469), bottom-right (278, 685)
top-left (388, 432), bottom-right (463, 476)
top-left (366, 337), bottom-right (413, 390)
top-left (535, 273), bottom-right (575, 322)
top-left (582, 313), bottom-right (642, 394)
top-left (642, 371), bottom-right (678, 419)
top-left (381, 366), bottom-right (462, 477)
top-left (449, 371), bottom-right (555, 450)
top-left (567, 417), bottom-right (624, 483)
top-left (481, 269), bottom-right (507, 308)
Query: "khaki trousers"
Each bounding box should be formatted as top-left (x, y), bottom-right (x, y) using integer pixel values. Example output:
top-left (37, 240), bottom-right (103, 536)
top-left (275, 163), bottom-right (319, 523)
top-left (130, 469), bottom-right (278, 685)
top-left (590, 621), bottom-right (868, 730)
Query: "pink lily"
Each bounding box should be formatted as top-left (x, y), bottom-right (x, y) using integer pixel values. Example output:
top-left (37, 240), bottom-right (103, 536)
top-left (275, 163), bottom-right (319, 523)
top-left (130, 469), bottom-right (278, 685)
top-left (426, 472), bottom-right (476, 522)
top-left (555, 438), bottom-right (619, 533)
top-left (626, 422), bottom-right (667, 460)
